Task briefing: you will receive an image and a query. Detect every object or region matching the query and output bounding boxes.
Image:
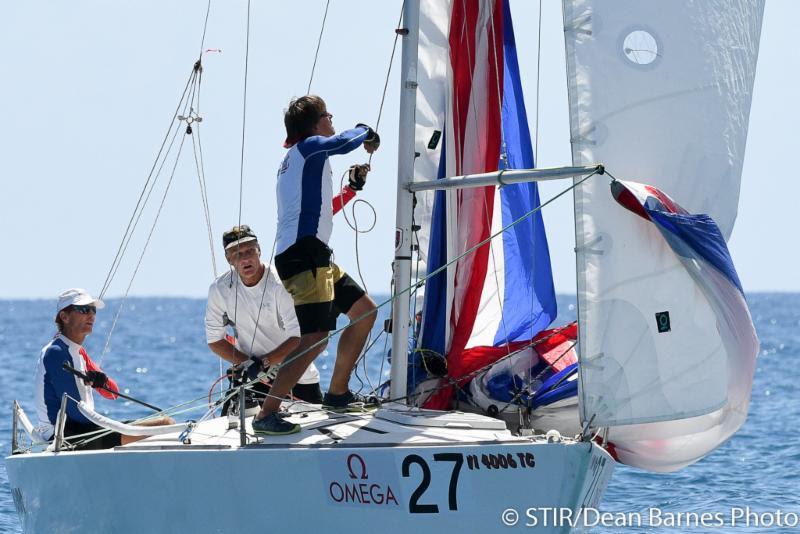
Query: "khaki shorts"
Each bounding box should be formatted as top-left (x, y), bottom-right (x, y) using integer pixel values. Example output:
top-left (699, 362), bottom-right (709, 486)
top-left (275, 236), bottom-right (365, 334)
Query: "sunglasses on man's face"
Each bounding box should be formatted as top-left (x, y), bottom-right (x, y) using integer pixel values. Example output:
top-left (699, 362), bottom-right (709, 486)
top-left (72, 305), bottom-right (97, 315)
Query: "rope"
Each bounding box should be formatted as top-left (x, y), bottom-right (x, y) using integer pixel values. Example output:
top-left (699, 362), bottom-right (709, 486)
top-left (306, 0), bottom-right (331, 95)
top-left (257, 322), bottom-right (578, 416)
top-left (233, 171), bottom-right (601, 398)
top-left (496, 339), bottom-right (577, 415)
top-left (80, 324), bottom-right (582, 451)
top-left (337, 170), bottom-right (377, 294)
top-left (88, 169), bottom-right (601, 434)
top-left (368, 0), bottom-right (405, 168)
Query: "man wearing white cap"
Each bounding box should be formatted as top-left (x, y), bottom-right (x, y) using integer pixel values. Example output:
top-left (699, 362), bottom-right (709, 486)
top-left (33, 289), bottom-right (172, 449)
top-left (205, 225), bottom-right (322, 407)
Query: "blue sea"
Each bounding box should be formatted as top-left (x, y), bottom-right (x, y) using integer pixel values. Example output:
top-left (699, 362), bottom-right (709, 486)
top-left (1, 294), bottom-right (797, 533)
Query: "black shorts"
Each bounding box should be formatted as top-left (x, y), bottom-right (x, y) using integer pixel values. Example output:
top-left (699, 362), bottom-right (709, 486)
top-left (64, 419), bottom-right (122, 450)
top-left (275, 236), bottom-right (365, 335)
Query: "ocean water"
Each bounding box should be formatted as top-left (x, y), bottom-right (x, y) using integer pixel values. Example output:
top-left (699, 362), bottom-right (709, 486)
top-left (0, 293), bottom-right (797, 533)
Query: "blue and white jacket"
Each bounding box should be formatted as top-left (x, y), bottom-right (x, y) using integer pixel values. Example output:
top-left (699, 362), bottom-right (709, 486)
top-left (275, 126), bottom-right (369, 254)
top-left (32, 334), bottom-right (118, 441)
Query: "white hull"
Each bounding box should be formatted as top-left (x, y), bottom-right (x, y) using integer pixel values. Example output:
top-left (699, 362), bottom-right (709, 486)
top-left (7, 406), bottom-right (614, 533)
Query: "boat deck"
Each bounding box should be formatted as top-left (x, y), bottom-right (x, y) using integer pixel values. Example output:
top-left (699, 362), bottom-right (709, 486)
top-left (119, 403), bottom-right (556, 452)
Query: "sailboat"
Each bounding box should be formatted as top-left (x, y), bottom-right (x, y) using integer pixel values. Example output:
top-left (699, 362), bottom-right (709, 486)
top-left (6, 0), bottom-right (763, 532)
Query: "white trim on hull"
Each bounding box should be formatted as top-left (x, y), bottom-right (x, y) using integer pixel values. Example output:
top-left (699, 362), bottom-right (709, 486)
top-left (7, 408), bottom-right (614, 533)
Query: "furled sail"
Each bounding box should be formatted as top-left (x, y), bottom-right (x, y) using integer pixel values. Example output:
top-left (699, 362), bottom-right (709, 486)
top-left (413, 0), bottom-right (557, 407)
top-left (563, 0), bottom-right (764, 471)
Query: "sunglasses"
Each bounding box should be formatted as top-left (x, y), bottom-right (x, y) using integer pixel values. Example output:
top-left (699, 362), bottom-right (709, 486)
top-left (72, 305), bottom-right (97, 315)
top-left (320, 112), bottom-right (333, 120)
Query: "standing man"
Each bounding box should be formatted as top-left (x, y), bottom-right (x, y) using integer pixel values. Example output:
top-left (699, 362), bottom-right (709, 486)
top-left (253, 95), bottom-right (379, 435)
top-left (33, 288), bottom-right (174, 449)
top-left (206, 225), bottom-right (323, 405)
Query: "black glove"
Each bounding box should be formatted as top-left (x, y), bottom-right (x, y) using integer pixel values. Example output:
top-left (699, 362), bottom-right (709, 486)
top-left (85, 370), bottom-right (108, 389)
top-left (356, 123), bottom-right (380, 152)
top-left (243, 355), bottom-right (264, 382)
top-left (347, 164), bottom-right (370, 191)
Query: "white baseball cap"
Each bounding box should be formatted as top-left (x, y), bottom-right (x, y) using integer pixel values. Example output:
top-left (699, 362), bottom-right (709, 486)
top-left (56, 288), bottom-right (105, 313)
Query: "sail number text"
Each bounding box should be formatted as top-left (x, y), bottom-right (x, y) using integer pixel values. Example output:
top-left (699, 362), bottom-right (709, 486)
top-left (401, 451), bottom-right (535, 514)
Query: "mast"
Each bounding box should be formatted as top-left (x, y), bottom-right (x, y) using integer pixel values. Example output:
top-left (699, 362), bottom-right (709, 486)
top-left (389, 0), bottom-right (420, 402)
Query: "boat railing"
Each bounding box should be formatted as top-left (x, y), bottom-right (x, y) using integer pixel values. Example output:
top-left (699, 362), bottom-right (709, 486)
top-left (10, 400), bottom-right (48, 455)
top-left (53, 393), bottom-right (69, 452)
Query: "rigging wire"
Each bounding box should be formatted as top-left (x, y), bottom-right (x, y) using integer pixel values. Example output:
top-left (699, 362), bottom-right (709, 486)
top-left (306, 0), bottom-right (331, 95)
top-left (328, 2), bottom-right (406, 387)
top-left (100, 1), bottom-right (216, 301)
top-left (239, 171), bottom-right (602, 400)
top-left (198, 0), bottom-right (213, 55)
top-left (72, 320), bottom-right (581, 451)
top-left (99, 75), bottom-right (201, 364)
top-left (527, 0), bottom-right (545, 343)
top-left (192, 129), bottom-right (218, 278)
top-left (496, 339), bottom-right (577, 415)
top-left (236, 0), bottom-right (251, 230)
top-left (98, 67), bottom-right (197, 299)
top-left (534, 0), bottom-right (543, 160)
top-left (100, 131), bottom-right (192, 364)
top-left (71, 161), bottom-right (601, 447)
top-left (368, 0), bottom-right (405, 167)
top-left (230, 0), bottom-right (253, 369)
top-left (189, 64), bottom-right (219, 278)
top-left (102, 117), bottom-right (183, 299)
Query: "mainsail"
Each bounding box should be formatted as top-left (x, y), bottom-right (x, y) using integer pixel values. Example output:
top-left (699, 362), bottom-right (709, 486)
top-left (413, 0), bottom-right (557, 407)
top-left (563, 0), bottom-right (764, 471)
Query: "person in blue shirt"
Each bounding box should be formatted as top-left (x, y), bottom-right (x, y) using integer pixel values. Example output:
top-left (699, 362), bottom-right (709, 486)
top-left (253, 95), bottom-right (380, 435)
top-left (33, 288), bottom-right (174, 450)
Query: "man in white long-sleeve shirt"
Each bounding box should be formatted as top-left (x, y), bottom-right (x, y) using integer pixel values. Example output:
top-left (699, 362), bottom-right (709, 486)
top-left (205, 225), bottom-right (322, 407)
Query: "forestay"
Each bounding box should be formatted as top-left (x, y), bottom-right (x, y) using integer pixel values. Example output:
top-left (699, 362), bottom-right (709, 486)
top-left (563, 0), bottom-right (764, 470)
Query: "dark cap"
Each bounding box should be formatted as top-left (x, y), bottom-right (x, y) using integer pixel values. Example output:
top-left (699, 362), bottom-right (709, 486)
top-left (222, 225), bottom-right (258, 251)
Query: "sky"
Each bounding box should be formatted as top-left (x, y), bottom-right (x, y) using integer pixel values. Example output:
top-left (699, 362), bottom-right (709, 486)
top-left (0, 0), bottom-right (796, 301)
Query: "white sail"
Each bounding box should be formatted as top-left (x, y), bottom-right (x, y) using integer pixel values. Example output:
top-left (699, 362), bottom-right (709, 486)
top-left (413, 0), bottom-right (450, 260)
top-left (563, 0), bottom-right (763, 470)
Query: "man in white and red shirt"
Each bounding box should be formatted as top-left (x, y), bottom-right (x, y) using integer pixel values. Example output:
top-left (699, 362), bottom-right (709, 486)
top-left (33, 288), bottom-right (171, 449)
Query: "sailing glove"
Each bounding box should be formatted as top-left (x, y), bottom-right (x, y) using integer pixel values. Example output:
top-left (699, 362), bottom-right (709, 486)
top-left (348, 164), bottom-right (370, 191)
top-left (85, 370), bottom-right (108, 389)
top-left (356, 123), bottom-right (380, 152)
top-left (262, 364), bottom-right (279, 383)
top-left (243, 355), bottom-right (264, 382)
